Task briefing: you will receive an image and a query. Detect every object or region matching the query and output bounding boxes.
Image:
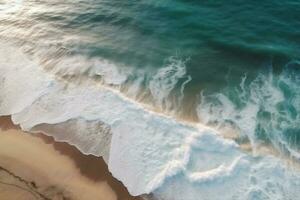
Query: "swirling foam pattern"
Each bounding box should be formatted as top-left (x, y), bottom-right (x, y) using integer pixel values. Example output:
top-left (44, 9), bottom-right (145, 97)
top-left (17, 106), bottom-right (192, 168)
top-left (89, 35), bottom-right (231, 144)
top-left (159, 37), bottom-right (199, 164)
top-left (1, 42), bottom-right (300, 200)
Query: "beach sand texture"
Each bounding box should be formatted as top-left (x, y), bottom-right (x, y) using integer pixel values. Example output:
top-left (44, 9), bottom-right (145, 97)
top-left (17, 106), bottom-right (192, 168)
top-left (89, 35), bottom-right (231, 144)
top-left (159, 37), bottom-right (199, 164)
top-left (0, 116), bottom-right (142, 200)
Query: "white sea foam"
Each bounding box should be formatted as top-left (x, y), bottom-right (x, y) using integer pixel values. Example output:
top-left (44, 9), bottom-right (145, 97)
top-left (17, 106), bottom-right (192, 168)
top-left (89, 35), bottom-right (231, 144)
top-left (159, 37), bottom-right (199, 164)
top-left (32, 118), bottom-right (112, 161)
top-left (149, 57), bottom-right (191, 112)
top-left (46, 54), bottom-right (132, 85)
top-left (0, 42), bottom-right (53, 115)
top-left (0, 0), bottom-right (23, 14)
top-left (1, 43), bottom-right (300, 200)
top-left (197, 66), bottom-right (300, 156)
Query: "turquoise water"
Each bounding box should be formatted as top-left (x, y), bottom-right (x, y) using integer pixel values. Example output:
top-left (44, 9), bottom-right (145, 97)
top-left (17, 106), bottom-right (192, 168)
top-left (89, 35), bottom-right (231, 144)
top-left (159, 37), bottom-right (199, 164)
top-left (1, 0), bottom-right (299, 157)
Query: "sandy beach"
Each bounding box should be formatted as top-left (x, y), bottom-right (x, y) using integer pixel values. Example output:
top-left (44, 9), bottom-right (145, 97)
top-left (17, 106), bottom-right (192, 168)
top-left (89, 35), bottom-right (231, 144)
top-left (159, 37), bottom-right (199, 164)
top-left (0, 116), bottom-right (142, 200)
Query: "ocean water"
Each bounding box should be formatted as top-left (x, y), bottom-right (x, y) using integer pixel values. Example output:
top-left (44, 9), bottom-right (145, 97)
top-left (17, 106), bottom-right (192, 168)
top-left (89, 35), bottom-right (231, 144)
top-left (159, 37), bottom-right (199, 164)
top-left (0, 1), bottom-right (300, 200)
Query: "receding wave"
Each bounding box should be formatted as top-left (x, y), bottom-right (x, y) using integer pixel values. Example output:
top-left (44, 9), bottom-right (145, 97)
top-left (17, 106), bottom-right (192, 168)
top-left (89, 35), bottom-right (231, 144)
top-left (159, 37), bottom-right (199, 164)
top-left (1, 40), bottom-right (300, 200)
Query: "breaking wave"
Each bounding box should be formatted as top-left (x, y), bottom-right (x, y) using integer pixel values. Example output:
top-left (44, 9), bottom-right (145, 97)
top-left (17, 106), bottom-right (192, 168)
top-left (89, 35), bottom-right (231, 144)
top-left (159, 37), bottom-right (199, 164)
top-left (198, 61), bottom-right (300, 159)
top-left (1, 41), bottom-right (300, 200)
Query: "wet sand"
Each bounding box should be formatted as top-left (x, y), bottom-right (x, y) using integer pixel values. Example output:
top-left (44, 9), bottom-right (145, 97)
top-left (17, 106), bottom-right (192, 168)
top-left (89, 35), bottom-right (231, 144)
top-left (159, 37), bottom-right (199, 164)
top-left (0, 116), bottom-right (143, 200)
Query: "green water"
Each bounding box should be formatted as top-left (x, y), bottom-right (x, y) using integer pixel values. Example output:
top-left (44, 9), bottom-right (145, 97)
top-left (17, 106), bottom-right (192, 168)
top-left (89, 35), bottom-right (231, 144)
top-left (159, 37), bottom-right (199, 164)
top-left (1, 0), bottom-right (299, 157)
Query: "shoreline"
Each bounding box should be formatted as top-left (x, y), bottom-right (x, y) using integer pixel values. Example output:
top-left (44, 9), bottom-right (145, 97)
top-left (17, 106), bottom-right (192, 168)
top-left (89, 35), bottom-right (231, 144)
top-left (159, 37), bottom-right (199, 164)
top-left (0, 116), bottom-right (143, 200)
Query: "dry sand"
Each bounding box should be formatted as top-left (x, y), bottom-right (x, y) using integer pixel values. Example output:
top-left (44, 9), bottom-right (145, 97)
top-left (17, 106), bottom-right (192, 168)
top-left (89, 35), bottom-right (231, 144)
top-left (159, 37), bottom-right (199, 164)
top-left (0, 116), bottom-right (142, 200)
